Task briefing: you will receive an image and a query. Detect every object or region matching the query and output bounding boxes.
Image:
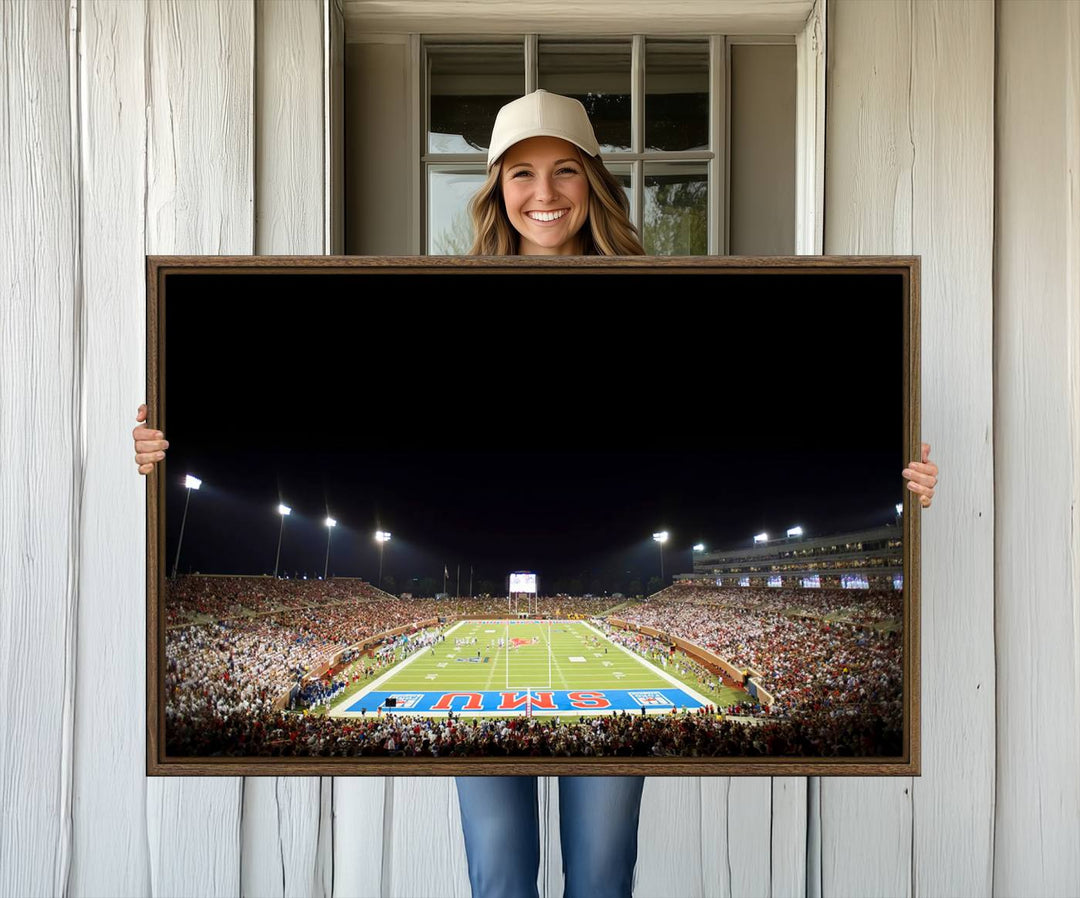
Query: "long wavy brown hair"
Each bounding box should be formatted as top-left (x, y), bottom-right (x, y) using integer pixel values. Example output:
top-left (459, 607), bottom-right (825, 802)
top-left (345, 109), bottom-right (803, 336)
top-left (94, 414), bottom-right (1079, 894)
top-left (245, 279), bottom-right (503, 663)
top-left (468, 147), bottom-right (645, 256)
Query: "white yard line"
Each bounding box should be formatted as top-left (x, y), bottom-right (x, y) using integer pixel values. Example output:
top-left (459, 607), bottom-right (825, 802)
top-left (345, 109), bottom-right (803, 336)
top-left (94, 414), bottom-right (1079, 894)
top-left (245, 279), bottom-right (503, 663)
top-left (547, 622), bottom-right (578, 690)
top-left (581, 620), bottom-right (714, 707)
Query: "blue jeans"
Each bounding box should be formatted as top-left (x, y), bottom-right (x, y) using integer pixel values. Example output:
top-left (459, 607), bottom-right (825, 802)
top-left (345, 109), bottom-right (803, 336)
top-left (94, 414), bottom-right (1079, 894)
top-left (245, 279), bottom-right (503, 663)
top-left (455, 775), bottom-right (646, 898)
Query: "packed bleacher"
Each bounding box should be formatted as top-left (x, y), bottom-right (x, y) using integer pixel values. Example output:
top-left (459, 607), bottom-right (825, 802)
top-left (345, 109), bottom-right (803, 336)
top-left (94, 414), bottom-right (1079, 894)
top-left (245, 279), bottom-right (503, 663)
top-left (167, 575), bottom-right (623, 627)
top-left (610, 585), bottom-right (902, 738)
top-left (653, 583), bottom-right (901, 623)
top-left (166, 705), bottom-right (899, 758)
top-left (165, 575), bottom-right (397, 626)
top-left (164, 596), bottom-right (445, 723)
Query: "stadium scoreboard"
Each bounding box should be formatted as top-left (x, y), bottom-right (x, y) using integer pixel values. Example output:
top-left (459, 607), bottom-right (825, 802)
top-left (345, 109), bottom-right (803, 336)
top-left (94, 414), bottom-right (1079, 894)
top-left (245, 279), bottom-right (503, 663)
top-left (509, 572), bottom-right (537, 594)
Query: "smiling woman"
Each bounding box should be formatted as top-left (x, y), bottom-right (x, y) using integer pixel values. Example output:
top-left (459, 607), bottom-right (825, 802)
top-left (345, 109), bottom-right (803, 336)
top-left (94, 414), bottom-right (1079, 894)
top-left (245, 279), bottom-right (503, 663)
top-left (457, 88), bottom-right (649, 898)
top-left (500, 136), bottom-right (591, 255)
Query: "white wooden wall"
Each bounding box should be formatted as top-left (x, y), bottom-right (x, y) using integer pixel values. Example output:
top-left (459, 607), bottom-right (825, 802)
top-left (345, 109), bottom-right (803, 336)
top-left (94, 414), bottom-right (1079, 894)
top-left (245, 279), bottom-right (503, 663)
top-left (824, 2), bottom-right (996, 894)
top-left (994, 1), bottom-right (1080, 894)
top-left (1, 1), bottom-right (1077, 896)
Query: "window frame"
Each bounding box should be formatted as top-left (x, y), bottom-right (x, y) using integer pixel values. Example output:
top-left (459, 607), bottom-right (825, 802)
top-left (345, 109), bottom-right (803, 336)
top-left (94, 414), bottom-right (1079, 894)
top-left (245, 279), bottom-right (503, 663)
top-left (402, 3), bottom-right (825, 256)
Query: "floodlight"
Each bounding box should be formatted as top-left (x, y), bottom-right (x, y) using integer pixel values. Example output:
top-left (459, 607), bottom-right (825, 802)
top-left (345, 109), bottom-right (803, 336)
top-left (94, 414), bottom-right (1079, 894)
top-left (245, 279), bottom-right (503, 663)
top-left (172, 475), bottom-right (203, 579)
top-left (325, 517), bottom-right (336, 528)
top-left (652, 531), bottom-right (669, 544)
top-left (274, 504), bottom-right (291, 578)
top-left (375, 531), bottom-right (392, 589)
top-left (896, 503), bottom-right (903, 515)
top-left (693, 543), bottom-right (705, 552)
top-left (754, 532), bottom-right (768, 544)
top-left (787, 526), bottom-right (803, 538)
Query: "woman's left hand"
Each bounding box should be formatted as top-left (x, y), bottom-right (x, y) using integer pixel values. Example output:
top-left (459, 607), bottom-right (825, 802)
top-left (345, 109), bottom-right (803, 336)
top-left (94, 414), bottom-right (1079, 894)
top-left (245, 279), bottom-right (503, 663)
top-left (902, 442), bottom-right (938, 508)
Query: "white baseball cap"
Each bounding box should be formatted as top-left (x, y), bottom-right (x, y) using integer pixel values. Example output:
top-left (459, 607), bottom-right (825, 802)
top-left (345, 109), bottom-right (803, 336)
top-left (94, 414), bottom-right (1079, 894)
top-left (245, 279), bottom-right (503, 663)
top-left (486, 89), bottom-right (601, 169)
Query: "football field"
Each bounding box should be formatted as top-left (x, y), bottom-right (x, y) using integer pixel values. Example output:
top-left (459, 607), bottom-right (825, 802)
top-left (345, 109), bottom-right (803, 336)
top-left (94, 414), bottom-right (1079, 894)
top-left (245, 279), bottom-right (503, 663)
top-left (330, 619), bottom-right (711, 718)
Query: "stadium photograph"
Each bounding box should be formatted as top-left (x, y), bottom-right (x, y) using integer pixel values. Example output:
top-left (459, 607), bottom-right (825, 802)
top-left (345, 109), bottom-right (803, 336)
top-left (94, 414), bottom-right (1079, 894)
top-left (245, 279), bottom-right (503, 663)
top-left (151, 259), bottom-right (915, 772)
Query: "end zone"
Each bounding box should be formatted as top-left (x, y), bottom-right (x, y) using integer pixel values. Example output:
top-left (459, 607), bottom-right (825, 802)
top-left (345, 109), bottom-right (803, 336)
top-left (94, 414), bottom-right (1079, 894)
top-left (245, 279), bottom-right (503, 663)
top-left (334, 687), bottom-right (705, 717)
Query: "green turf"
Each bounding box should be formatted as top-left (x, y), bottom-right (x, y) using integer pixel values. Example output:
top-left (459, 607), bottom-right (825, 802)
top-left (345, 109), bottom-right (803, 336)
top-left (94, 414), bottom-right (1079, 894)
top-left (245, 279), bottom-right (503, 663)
top-left (373, 620), bottom-right (678, 694)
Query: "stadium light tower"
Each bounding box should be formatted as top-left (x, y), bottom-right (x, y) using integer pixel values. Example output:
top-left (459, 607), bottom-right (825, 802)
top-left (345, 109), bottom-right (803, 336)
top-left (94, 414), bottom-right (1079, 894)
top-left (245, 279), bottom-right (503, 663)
top-left (786, 526), bottom-right (804, 539)
top-left (323, 517), bottom-right (337, 580)
top-left (653, 531), bottom-right (669, 586)
top-left (754, 532), bottom-right (769, 545)
top-left (375, 530), bottom-right (391, 589)
top-left (693, 543), bottom-right (706, 552)
top-left (170, 474), bottom-right (202, 579)
top-left (274, 504), bottom-right (291, 578)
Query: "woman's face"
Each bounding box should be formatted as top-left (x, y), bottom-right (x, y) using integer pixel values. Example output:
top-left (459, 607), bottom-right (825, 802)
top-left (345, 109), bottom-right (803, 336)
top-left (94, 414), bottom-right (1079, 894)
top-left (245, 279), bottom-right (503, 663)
top-left (499, 136), bottom-right (590, 255)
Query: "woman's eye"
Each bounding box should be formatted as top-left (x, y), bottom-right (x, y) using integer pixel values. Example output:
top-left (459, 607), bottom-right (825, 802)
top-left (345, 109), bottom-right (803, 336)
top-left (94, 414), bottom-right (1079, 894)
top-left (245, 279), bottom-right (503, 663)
top-left (558, 167), bottom-right (580, 175)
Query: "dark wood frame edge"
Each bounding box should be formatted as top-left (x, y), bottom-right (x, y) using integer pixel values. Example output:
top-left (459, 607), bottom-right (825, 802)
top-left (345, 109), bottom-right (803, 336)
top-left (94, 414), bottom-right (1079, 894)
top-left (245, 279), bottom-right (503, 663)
top-left (145, 254), bottom-right (922, 777)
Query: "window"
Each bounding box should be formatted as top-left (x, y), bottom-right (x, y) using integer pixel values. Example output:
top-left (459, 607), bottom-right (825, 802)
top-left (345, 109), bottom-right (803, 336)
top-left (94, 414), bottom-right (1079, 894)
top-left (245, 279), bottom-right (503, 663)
top-left (342, 31), bottom-right (803, 256)
top-left (421, 35), bottom-right (793, 256)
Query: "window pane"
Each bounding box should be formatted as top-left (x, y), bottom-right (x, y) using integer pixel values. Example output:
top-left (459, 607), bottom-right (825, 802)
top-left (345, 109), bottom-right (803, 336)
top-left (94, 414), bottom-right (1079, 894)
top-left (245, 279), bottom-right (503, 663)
top-left (645, 40), bottom-right (709, 152)
top-left (538, 40), bottom-right (632, 153)
top-left (643, 163), bottom-right (707, 255)
top-left (428, 44), bottom-right (524, 154)
top-left (428, 167), bottom-right (487, 254)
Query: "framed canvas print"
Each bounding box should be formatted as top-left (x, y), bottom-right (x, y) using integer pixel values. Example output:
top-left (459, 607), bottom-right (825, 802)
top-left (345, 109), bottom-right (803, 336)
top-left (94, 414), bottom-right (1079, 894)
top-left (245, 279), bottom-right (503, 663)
top-left (145, 255), bottom-right (920, 776)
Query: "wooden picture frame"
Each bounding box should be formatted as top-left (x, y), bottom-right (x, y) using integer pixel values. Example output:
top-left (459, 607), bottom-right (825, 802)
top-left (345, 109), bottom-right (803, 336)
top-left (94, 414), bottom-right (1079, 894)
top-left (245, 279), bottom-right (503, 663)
top-left (146, 255), bottom-right (920, 776)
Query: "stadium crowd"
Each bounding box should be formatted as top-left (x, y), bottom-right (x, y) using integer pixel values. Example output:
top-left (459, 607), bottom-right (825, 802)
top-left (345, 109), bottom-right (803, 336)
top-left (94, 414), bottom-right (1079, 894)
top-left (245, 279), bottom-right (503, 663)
top-left (653, 584), bottom-right (901, 623)
top-left (165, 597), bottom-right (442, 724)
top-left (166, 705), bottom-right (899, 759)
top-left (165, 574), bottom-right (396, 626)
top-left (612, 586), bottom-right (902, 735)
top-left (167, 575), bottom-right (624, 628)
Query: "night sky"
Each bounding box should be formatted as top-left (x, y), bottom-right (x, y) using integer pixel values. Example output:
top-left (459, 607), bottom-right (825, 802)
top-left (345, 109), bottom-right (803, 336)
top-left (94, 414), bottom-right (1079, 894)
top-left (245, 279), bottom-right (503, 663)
top-left (160, 269), bottom-right (907, 594)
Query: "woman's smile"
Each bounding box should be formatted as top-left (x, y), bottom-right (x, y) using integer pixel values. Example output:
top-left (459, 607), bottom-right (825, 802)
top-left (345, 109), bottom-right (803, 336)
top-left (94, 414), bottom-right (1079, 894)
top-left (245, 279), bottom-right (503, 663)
top-left (526, 208), bottom-right (569, 222)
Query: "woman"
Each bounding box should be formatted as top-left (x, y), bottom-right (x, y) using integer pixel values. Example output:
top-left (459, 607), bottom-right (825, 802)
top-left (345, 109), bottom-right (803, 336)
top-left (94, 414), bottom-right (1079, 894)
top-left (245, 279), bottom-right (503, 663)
top-left (132, 90), bottom-right (940, 898)
top-left (452, 90), bottom-right (649, 898)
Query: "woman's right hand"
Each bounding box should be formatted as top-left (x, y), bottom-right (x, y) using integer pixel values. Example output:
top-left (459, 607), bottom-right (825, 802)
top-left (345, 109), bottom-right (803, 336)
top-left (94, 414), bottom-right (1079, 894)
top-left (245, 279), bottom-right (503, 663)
top-left (133, 403), bottom-right (169, 475)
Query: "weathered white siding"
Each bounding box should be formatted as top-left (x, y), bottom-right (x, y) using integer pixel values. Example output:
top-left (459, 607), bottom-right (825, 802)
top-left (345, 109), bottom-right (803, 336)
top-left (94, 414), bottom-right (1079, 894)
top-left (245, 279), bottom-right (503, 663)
top-left (1, 2), bottom-right (1077, 897)
top-left (143, 1), bottom-right (253, 892)
top-left (71, 1), bottom-right (151, 895)
top-left (825, 3), bottom-right (997, 898)
top-left (0, 2), bottom-right (78, 897)
top-left (994, 1), bottom-right (1080, 894)
top-left (245, 4), bottom-right (331, 897)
